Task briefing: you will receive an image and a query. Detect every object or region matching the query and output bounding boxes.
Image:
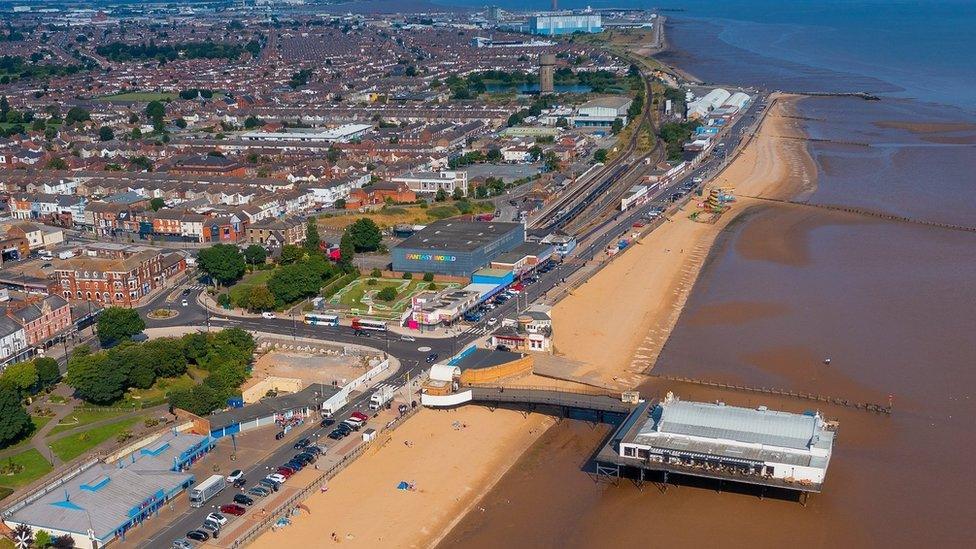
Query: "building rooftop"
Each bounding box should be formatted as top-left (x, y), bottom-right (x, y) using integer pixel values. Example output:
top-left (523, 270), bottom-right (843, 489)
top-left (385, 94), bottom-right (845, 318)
top-left (395, 220), bottom-right (523, 253)
top-left (207, 383), bottom-right (340, 433)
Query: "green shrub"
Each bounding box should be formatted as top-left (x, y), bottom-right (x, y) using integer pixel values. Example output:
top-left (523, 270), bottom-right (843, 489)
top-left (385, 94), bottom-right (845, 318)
top-left (423, 272), bottom-right (434, 282)
top-left (401, 272), bottom-right (413, 280)
top-left (376, 286), bottom-right (397, 302)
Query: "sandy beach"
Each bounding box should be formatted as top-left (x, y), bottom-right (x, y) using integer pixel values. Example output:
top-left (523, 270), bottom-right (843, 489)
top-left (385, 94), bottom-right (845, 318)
top-left (550, 94), bottom-right (816, 388)
top-left (249, 407), bottom-right (554, 549)
top-left (248, 95), bottom-right (815, 548)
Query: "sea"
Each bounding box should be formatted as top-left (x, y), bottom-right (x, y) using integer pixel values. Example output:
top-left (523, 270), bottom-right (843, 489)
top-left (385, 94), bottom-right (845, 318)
top-left (437, 1), bottom-right (976, 547)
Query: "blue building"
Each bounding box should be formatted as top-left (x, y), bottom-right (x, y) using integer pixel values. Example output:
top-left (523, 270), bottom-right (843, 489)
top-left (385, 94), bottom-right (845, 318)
top-left (392, 220), bottom-right (525, 277)
top-left (4, 431), bottom-right (214, 549)
top-left (530, 14), bottom-right (602, 36)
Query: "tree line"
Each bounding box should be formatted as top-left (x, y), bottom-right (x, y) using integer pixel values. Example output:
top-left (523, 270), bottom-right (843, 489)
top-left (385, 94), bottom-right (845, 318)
top-left (96, 40), bottom-right (258, 62)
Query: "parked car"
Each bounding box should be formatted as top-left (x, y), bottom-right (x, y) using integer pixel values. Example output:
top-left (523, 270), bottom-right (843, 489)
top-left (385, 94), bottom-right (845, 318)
top-left (259, 478), bottom-right (281, 490)
top-left (276, 467), bottom-right (296, 478)
top-left (328, 429), bottom-right (345, 440)
top-left (220, 504), bottom-right (247, 516)
top-left (425, 353), bottom-right (439, 364)
top-left (350, 411), bottom-right (369, 422)
top-left (200, 521), bottom-right (220, 535)
top-left (172, 539), bottom-right (194, 549)
top-left (275, 431), bottom-right (285, 440)
top-left (293, 438), bottom-right (311, 449)
top-left (266, 473), bottom-right (287, 484)
top-left (487, 318), bottom-right (498, 326)
top-left (400, 335), bottom-right (416, 342)
top-left (261, 312), bottom-right (276, 319)
top-left (225, 470), bottom-right (244, 483)
top-left (181, 299), bottom-right (189, 307)
top-left (321, 418), bottom-right (335, 427)
top-left (205, 513), bottom-right (227, 526)
top-left (186, 530), bottom-right (210, 542)
top-left (233, 493), bottom-right (254, 506)
top-left (248, 486), bottom-right (271, 498)
top-left (233, 477), bottom-right (247, 489)
top-left (295, 452), bottom-right (316, 464)
top-left (306, 445), bottom-right (324, 455)
top-left (284, 460), bottom-right (304, 471)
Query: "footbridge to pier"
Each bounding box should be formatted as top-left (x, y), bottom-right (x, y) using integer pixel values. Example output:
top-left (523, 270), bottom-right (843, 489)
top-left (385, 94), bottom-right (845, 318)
top-left (422, 384), bottom-right (636, 422)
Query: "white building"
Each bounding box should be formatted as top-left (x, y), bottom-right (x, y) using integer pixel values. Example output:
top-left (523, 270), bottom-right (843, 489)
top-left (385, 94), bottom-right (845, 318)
top-left (391, 170), bottom-right (468, 195)
top-left (688, 88), bottom-right (732, 118)
top-left (618, 393), bottom-right (835, 487)
top-left (240, 123), bottom-right (372, 144)
top-left (575, 96), bottom-right (633, 128)
top-left (0, 316), bottom-right (29, 366)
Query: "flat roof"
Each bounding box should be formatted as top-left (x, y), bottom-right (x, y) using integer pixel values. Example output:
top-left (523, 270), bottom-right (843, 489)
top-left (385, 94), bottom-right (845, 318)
top-left (395, 220), bottom-right (523, 253)
top-left (6, 431), bottom-right (208, 540)
top-left (493, 241), bottom-right (553, 264)
top-left (208, 384), bottom-right (340, 432)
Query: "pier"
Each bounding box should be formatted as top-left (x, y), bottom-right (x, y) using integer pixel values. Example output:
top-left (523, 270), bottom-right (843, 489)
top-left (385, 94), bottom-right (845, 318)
top-left (423, 384), bottom-right (635, 423)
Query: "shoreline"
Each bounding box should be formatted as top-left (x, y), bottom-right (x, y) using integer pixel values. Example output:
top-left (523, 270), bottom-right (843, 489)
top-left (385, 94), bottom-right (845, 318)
top-left (246, 94), bottom-right (818, 549)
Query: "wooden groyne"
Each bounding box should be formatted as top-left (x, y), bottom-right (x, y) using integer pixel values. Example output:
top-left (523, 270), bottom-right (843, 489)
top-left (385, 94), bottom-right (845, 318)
top-left (740, 195), bottom-right (976, 233)
top-left (650, 374), bottom-right (892, 415)
top-left (772, 134), bottom-right (871, 147)
top-left (795, 91), bottom-right (881, 101)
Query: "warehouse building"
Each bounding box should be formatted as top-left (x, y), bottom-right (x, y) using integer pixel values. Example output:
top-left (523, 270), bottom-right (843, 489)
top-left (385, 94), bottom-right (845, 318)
top-left (575, 96), bottom-right (633, 127)
top-left (530, 14), bottom-right (602, 35)
top-left (392, 220), bottom-right (525, 277)
top-left (3, 431), bottom-right (214, 549)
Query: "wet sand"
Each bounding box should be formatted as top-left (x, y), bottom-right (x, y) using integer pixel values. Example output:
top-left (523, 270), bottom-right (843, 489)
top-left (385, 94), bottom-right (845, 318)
top-left (550, 94), bottom-right (816, 387)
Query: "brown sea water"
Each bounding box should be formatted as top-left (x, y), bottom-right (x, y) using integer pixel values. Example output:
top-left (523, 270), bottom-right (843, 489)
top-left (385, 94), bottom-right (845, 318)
top-left (438, 95), bottom-right (976, 548)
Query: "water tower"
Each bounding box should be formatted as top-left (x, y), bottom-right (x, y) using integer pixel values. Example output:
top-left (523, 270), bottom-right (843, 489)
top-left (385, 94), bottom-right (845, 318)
top-left (539, 53), bottom-right (556, 94)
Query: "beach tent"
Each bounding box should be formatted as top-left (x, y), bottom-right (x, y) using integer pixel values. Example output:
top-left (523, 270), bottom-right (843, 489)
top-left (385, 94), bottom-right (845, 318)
top-left (397, 481), bottom-right (411, 491)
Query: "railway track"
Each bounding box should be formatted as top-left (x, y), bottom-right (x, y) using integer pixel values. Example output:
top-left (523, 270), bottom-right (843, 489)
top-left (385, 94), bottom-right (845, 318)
top-left (533, 70), bottom-right (662, 236)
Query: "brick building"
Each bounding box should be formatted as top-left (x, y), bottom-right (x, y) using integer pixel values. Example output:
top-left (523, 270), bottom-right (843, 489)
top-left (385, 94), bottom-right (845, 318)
top-left (55, 245), bottom-right (185, 306)
top-left (5, 295), bottom-right (73, 346)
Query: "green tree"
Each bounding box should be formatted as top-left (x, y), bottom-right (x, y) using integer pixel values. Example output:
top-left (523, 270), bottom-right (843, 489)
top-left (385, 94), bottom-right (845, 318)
top-left (1, 361), bottom-right (37, 396)
top-left (66, 351), bottom-right (125, 404)
top-left (593, 148), bottom-right (608, 163)
top-left (35, 357), bottom-right (60, 389)
top-left (34, 530), bottom-right (52, 548)
top-left (326, 146), bottom-right (340, 163)
top-left (64, 106), bottom-right (90, 125)
top-left (0, 384), bottom-right (31, 447)
top-left (452, 187), bottom-right (465, 201)
top-left (370, 267), bottom-right (382, 278)
top-left (334, 198), bottom-right (346, 209)
top-left (376, 286), bottom-right (397, 302)
top-left (434, 188), bottom-right (447, 202)
top-left (97, 307), bottom-right (145, 346)
top-left (243, 115), bottom-right (264, 129)
top-left (243, 244), bottom-right (267, 267)
top-left (344, 218), bottom-right (382, 252)
top-left (486, 148), bottom-right (502, 162)
top-left (279, 244), bottom-right (305, 265)
top-left (197, 243), bottom-right (246, 287)
top-left (422, 272), bottom-right (434, 282)
top-left (246, 285), bottom-right (275, 311)
top-left (339, 232), bottom-right (355, 268)
top-left (527, 145), bottom-right (543, 161)
top-left (543, 151), bottom-right (560, 173)
top-left (98, 125), bottom-right (114, 141)
top-left (611, 117), bottom-right (624, 135)
top-left (149, 197), bottom-right (165, 211)
top-left (181, 332), bottom-right (210, 362)
top-left (402, 272), bottom-right (413, 280)
top-left (51, 533), bottom-right (75, 549)
top-left (145, 100), bottom-right (165, 123)
top-left (267, 263), bottom-right (320, 304)
top-left (305, 218), bottom-right (321, 252)
top-left (142, 338), bottom-right (187, 378)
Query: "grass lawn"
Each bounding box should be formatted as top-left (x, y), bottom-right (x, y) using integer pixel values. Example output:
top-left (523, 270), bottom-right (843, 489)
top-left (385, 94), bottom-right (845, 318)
top-left (50, 417), bottom-right (142, 462)
top-left (49, 407), bottom-right (128, 436)
top-left (124, 370), bottom-right (203, 407)
top-left (228, 269), bottom-right (275, 307)
top-left (0, 449), bottom-right (54, 491)
top-left (96, 91), bottom-right (176, 102)
top-left (317, 200), bottom-right (495, 231)
top-left (331, 278), bottom-right (457, 317)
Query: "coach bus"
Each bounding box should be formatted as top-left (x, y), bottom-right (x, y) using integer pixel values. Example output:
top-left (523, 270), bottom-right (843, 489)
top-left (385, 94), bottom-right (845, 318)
top-left (304, 313), bottom-right (340, 327)
top-left (352, 318), bottom-right (387, 332)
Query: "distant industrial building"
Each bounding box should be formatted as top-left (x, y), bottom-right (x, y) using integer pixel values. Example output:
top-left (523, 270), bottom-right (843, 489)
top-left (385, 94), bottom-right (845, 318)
top-left (530, 13), bottom-right (602, 35)
top-left (602, 393), bottom-right (836, 493)
top-left (392, 220), bottom-right (524, 277)
top-left (240, 123), bottom-right (372, 143)
top-left (470, 36), bottom-right (555, 48)
top-left (575, 96), bottom-right (633, 127)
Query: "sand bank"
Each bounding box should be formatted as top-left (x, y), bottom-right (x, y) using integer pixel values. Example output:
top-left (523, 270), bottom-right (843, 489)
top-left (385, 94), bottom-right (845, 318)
top-left (550, 94), bottom-right (817, 388)
top-left (249, 407), bottom-right (553, 549)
